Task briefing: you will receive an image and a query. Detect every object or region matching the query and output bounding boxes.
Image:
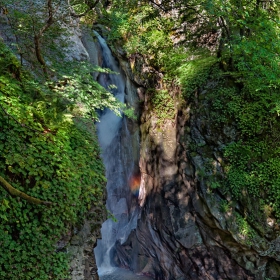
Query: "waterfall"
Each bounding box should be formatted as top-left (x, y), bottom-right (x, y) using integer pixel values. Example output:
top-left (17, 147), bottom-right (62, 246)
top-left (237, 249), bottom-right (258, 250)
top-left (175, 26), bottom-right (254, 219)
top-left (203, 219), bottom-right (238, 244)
top-left (93, 31), bottom-right (140, 276)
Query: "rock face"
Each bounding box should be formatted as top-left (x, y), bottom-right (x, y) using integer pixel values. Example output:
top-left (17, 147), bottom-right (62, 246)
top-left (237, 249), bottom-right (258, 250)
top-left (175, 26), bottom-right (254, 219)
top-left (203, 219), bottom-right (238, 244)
top-left (109, 51), bottom-right (280, 280)
top-left (68, 204), bottom-right (106, 280)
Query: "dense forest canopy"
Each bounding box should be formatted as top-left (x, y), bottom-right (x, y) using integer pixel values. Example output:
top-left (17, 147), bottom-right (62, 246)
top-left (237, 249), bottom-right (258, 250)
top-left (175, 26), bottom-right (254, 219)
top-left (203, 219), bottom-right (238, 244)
top-left (0, 0), bottom-right (279, 279)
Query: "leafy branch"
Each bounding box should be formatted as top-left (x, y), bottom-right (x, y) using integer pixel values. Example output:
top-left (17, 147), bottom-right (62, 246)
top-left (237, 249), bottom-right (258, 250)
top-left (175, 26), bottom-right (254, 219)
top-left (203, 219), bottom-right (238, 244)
top-left (69, 0), bottom-right (100, 17)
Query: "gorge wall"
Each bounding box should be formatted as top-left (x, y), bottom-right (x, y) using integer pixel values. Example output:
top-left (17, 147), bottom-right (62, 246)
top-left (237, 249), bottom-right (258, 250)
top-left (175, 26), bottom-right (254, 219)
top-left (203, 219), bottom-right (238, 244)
top-left (65, 24), bottom-right (280, 280)
top-left (109, 50), bottom-right (280, 280)
top-left (47, 14), bottom-right (280, 280)
top-left (1, 1), bottom-right (279, 279)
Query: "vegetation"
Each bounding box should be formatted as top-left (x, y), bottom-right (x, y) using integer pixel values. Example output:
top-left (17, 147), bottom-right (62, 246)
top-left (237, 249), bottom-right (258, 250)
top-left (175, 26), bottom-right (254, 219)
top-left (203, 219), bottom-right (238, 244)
top-left (0, 0), bottom-right (127, 279)
top-left (0, 39), bottom-right (107, 278)
top-left (150, 89), bottom-right (176, 123)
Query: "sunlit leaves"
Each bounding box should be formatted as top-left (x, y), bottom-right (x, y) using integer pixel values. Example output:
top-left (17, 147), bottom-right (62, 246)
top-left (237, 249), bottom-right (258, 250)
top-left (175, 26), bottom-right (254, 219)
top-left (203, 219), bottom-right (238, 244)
top-left (49, 61), bottom-right (125, 119)
top-left (0, 38), bottom-right (106, 279)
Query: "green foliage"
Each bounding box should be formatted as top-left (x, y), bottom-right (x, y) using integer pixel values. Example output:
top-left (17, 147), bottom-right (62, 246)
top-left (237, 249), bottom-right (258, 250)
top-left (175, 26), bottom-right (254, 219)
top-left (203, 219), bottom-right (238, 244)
top-left (1, 0), bottom-right (135, 121)
top-left (173, 0), bottom-right (280, 222)
top-left (224, 140), bottom-right (280, 218)
top-left (49, 61), bottom-right (127, 119)
top-left (176, 56), bottom-right (217, 98)
top-left (102, 10), bottom-right (131, 43)
top-left (107, 210), bottom-right (117, 222)
top-left (199, 71), bottom-right (280, 219)
top-left (0, 39), bottom-right (106, 279)
top-left (150, 89), bottom-right (175, 123)
top-left (234, 213), bottom-right (257, 245)
top-left (219, 200), bottom-right (231, 213)
top-left (100, 2), bottom-right (173, 69)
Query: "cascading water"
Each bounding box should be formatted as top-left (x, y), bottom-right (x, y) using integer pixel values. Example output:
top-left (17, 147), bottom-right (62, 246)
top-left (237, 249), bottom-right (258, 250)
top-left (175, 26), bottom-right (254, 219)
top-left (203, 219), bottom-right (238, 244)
top-left (93, 32), bottom-right (141, 277)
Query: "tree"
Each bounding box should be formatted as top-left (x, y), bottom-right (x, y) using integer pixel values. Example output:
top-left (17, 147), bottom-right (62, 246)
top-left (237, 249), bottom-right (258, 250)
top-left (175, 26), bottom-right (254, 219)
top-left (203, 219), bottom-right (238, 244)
top-left (0, 0), bottom-right (131, 118)
top-left (1, 0), bottom-right (68, 76)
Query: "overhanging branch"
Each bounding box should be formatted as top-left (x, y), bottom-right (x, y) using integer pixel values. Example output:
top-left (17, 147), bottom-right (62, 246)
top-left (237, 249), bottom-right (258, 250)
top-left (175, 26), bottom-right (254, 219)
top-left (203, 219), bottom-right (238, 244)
top-left (0, 176), bottom-right (52, 205)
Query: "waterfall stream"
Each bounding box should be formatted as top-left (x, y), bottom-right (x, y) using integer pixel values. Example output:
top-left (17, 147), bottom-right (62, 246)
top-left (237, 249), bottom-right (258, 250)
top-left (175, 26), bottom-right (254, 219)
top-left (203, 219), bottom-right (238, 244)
top-left (93, 32), bottom-right (141, 277)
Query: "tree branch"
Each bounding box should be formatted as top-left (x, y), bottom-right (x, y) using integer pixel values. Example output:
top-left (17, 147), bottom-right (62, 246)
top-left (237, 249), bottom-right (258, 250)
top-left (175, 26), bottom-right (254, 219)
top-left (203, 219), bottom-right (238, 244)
top-left (70, 8), bottom-right (91, 18)
top-left (0, 176), bottom-right (52, 205)
top-left (33, 0), bottom-right (55, 76)
top-left (39, 0), bottom-right (54, 36)
top-left (148, 0), bottom-right (168, 12)
top-left (218, 16), bottom-right (230, 40)
top-left (85, 0), bottom-right (99, 9)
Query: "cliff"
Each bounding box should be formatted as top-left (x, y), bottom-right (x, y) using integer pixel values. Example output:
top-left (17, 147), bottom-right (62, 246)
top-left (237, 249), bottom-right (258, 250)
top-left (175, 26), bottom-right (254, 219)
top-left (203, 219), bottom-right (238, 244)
top-left (1, 1), bottom-right (279, 279)
top-left (109, 38), bottom-right (280, 280)
top-left (103, 17), bottom-right (280, 280)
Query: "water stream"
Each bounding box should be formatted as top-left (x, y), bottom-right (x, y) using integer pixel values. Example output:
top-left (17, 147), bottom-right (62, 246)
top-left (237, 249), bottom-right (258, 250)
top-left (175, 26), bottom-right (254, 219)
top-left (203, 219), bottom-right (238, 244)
top-left (93, 32), bottom-right (142, 277)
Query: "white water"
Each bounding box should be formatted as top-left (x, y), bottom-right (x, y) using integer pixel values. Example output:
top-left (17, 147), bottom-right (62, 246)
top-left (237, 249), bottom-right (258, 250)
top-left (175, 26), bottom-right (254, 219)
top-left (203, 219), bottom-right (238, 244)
top-left (93, 31), bottom-right (140, 276)
top-left (100, 268), bottom-right (152, 280)
top-left (94, 32), bottom-right (125, 149)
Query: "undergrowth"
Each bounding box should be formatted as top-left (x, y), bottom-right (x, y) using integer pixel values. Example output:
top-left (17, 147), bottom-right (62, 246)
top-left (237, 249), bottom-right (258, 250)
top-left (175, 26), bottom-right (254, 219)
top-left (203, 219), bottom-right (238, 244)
top-left (0, 41), bottom-right (106, 279)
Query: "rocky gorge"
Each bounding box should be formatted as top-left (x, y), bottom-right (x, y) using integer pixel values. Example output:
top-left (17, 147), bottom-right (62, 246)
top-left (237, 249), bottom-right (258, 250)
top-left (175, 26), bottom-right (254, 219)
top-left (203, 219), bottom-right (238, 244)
top-left (0, 1), bottom-right (280, 280)
top-left (108, 52), bottom-right (280, 279)
top-left (68, 17), bottom-right (280, 278)
top-left (69, 24), bottom-right (280, 278)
